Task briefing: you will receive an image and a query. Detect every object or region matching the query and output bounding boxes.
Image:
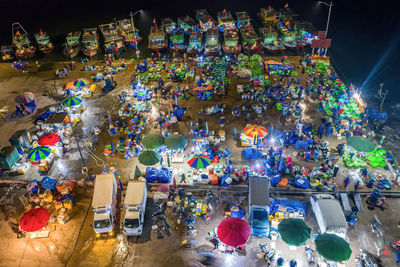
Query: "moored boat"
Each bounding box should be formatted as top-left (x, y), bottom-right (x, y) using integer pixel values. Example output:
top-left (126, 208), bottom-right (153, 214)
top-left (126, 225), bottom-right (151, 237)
top-left (63, 31), bottom-right (81, 59)
top-left (195, 9), bottom-right (215, 32)
top-left (34, 29), bottom-right (54, 55)
top-left (222, 30), bottom-right (241, 55)
top-left (81, 28), bottom-right (99, 58)
top-left (117, 18), bottom-right (142, 48)
top-left (12, 22), bottom-right (36, 59)
top-left (162, 17), bottom-right (176, 35)
top-left (217, 9), bottom-right (235, 32)
top-left (259, 27), bottom-right (285, 53)
top-left (148, 21), bottom-right (167, 53)
top-left (99, 23), bottom-right (125, 56)
top-left (204, 28), bottom-right (220, 55)
top-left (177, 15), bottom-right (198, 34)
top-left (168, 28), bottom-right (186, 53)
top-left (241, 26), bottom-right (261, 54)
top-left (276, 21), bottom-right (304, 50)
top-left (235, 11), bottom-right (251, 30)
top-left (187, 31), bottom-right (203, 55)
top-left (259, 7), bottom-right (278, 25)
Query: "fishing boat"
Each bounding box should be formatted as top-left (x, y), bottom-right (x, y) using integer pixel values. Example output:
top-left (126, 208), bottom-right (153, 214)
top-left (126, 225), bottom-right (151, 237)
top-left (12, 22), bottom-right (36, 59)
top-left (235, 11), bottom-right (251, 30)
top-left (63, 31), bottom-right (81, 59)
top-left (99, 23), bottom-right (125, 56)
top-left (259, 27), bottom-right (285, 53)
top-left (259, 7), bottom-right (278, 25)
top-left (222, 30), bottom-right (241, 54)
top-left (195, 9), bottom-right (215, 32)
top-left (276, 21), bottom-right (304, 50)
top-left (148, 23), bottom-right (167, 53)
top-left (81, 28), bottom-right (99, 58)
top-left (187, 31), bottom-right (203, 55)
top-left (241, 26), bottom-right (261, 54)
top-left (117, 18), bottom-right (142, 48)
top-left (1, 45), bottom-right (13, 60)
top-left (168, 28), bottom-right (186, 53)
top-left (177, 15), bottom-right (198, 34)
top-left (34, 29), bottom-right (54, 55)
top-left (217, 10), bottom-right (235, 32)
top-left (162, 17), bottom-right (176, 35)
top-left (204, 28), bottom-right (220, 55)
top-left (296, 20), bottom-right (316, 46)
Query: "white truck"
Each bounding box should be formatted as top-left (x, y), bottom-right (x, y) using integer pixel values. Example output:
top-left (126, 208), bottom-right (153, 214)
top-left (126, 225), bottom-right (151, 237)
top-left (310, 194), bottom-right (348, 238)
top-left (92, 173), bottom-right (117, 237)
top-left (123, 181), bottom-right (147, 236)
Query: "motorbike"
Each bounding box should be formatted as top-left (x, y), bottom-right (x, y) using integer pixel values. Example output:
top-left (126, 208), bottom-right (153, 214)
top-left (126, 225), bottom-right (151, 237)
top-left (366, 196), bottom-right (388, 210)
top-left (257, 243), bottom-right (275, 264)
top-left (305, 246), bottom-right (314, 265)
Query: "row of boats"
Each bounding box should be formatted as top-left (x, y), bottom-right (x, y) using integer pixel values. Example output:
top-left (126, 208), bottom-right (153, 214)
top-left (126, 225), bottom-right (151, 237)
top-left (149, 7), bottom-right (316, 55)
top-left (2, 6), bottom-right (316, 60)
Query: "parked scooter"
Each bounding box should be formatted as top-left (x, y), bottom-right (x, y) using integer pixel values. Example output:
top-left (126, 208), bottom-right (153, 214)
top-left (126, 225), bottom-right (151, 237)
top-left (257, 243), bottom-right (275, 265)
top-left (305, 246), bottom-right (315, 265)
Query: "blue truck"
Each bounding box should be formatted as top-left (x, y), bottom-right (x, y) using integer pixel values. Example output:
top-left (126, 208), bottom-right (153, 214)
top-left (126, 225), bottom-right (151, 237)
top-left (249, 176), bottom-right (270, 237)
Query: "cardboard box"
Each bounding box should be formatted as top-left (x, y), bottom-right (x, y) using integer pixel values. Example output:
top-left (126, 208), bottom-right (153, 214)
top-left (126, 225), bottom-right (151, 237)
top-left (63, 199), bottom-right (73, 210)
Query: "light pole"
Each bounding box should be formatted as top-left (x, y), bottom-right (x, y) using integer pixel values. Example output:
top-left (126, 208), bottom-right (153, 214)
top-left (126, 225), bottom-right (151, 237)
top-left (130, 10), bottom-right (143, 59)
top-left (318, 1), bottom-right (333, 56)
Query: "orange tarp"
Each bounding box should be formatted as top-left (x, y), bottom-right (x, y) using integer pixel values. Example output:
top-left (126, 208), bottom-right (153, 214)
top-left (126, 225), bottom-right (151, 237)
top-left (65, 82), bottom-right (75, 90)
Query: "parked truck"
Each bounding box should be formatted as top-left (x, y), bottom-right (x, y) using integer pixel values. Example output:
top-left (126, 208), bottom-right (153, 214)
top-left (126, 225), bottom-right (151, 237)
top-left (310, 194), bottom-right (348, 238)
top-left (249, 176), bottom-right (270, 237)
top-left (92, 173), bottom-right (117, 237)
top-left (123, 181), bottom-right (147, 236)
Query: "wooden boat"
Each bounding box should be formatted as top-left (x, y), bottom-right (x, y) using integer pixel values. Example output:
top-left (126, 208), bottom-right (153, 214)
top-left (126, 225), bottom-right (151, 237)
top-left (222, 29), bottom-right (241, 54)
top-left (187, 31), bottom-right (203, 55)
top-left (162, 17), bottom-right (176, 35)
top-left (241, 26), bottom-right (261, 54)
top-left (276, 21), bottom-right (304, 50)
top-left (235, 11), bottom-right (251, 30)
top-left (63, 31), bottom-right (81, 59)
top-left (259, 27), bottom-right (285, 53)
top-left (117, 17), bottom-right (142, 48)
top-left (99, 23), bottom-right (125, 56)
top-left (81, 28), bottom-right (99, 58)
top-left (217, 10), bottom-right (235, 32)
top-left (34, 29), bottom-right (54, 55)
top-left (148, 23), bottom-right (167, 53)
top-left (1, 45), bottom-right (14, 60)
top-left (177, 15), bottom-right (198, 34)
top-left (204, 28), bottom-right (220, 55)
top-left (195, 9), bottom-right (215, 32)
top-left (168, 28), bottom-right (186, 53)
top-left (259, 7), bottom-right (278, 25)
top-left (12, 22), bottom-right (35, 59)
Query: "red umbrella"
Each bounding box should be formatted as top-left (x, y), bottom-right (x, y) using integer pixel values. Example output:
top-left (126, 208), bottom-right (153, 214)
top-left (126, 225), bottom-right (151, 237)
top-left (217, 217), bottom-right (251, 247)
top-left (19, 208), bottom-right (50, 232)
top-left (38, 133), bottom-right (60, 146)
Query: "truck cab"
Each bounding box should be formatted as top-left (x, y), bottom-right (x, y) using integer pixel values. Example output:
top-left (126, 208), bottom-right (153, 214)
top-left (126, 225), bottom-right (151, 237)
top-left (123, 181), bottom-right (147, 236)
top-left (93, 210), bottom-right (114, 235)
top-left (249, 176), bottom-right (270, 237)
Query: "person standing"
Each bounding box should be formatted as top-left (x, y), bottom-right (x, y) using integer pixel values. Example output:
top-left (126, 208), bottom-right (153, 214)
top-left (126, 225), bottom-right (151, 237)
top-left (343, 176), bottom-right (350, 189)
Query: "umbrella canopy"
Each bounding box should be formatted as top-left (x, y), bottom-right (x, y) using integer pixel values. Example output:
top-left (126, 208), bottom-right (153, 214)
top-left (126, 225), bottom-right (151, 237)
top-left (28, 146), bottom-right (51, 161)
top-left (244, 124), bottom-right (268, 139)
top-left (141, 133), bottom-right (165, 149)
top-left (217, 217), bottom-right (251, 247)
top-left (14, 92), bottom-right (35, 105)
top-left (278, 218), bottom-right (311, 246)
top-left (346, 136), bottom-right (375, 152)
top-left (138, 150), bottom-right (161, 166)
top-left (19, 208), bottom-right (50, 232)
top-left (315, 233), bottom-right (352, 262)
top-left (38, 133), bottom-right (61, 146)
top-left (73, 78), bottom-right (90, 87)
top-left (62, 96), bottom-right (83, 107)
top-left (187, 155), bottom-right (211, 169)
top-left (165, 134), bottom-right (187, 150)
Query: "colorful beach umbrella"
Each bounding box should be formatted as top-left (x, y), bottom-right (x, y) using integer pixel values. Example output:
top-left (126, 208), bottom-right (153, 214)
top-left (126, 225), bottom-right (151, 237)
top-left (73, 78), bottom-right (90, 87)
top-left (14, 92), bottom-right (35, 105)
top-left (141, 133), bottom-right (165, 150)
top-left (315, 233), bottom-right (352, 262)
top-left (19, 208), bottom-right (50, 232)
top-left (244, 124), bottom-right (268, 139)
top-left (165, 134), bottom-right (187, 150)
top-left (217, 217), bottom-right (251, 247)
top-left (28, 146), bottom-right (51, 161)
top-left (187, 155), bottom-right (211, 169)
top-left (278, 218), bottom-right (311, 246)
top-left (38, 133), bottom-right (61, 146)
top-left (138, 150), bottom-right (161, 166)
top-left (62, 96), bottom-right (83, 107)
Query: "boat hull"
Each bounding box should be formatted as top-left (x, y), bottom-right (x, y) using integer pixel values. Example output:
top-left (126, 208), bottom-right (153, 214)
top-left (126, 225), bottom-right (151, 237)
top-left (63, 47), bottom-right (80, 59)
top-left (262, 43), bottom-right (285, 53)
top-left (39, 46), bottom-right (54, 55)
top-left (15, 48), bottom-right (36, 59)
top-left (125, 38), bottom-right (142, 48)
top-left (82, 48), bottom-right (98, 58)
top-left (283, 41), bottom-right (305, 50)
top-left (242, 41), bottom-right (262, 54)
top-left (204, 44), bottom-right (221, 56)
top-left (187, 45), bottom-right (204, 55)
top-left (149, 46), bottom-right (167, 54)
top-left (222, 43), bottom-right (241, 55)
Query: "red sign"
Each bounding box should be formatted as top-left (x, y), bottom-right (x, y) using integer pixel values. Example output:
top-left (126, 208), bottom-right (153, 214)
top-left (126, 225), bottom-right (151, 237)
top-left (311, 39), bottom-right (332, 48)
top-left (318, 31), bottom-right (327, 39)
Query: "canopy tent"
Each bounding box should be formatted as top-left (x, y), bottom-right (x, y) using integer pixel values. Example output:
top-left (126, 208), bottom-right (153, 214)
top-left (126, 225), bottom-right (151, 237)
top-left (346, 136), bottom-right (375, 152)
top-left (61, 96), bottom-right (83, 107)
top-left (165, 134), bottom-right (187, 150)
top-left (141, 133), bottom-right (165, 149)
top-left (138, 150), bottom-right (161, 166)
top-left (19, 208), bottom-right (50, 232)
top-left (28, 146), bottom-right (51, 161)
top-left (277, 218), bottom-right (311, 246)
top-left (187, 155), bottom-right (211, 169)
top-left (315, 233), bottom-right (352, 262)
top-left (38, 133), bottom-right (61, 146)
top-left (217, 217), bottom-right (251, 247)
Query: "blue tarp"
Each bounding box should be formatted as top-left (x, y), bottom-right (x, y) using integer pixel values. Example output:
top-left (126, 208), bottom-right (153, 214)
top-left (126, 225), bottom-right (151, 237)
top-left (294, 178), bottom-right (310, 189)
top-left (145, 167), bottom-right (158, 183)
top-left (41, 176), bottom-right (57, 190)
top-left (270, 199), bottom-right (307, 217)
top-left (157, 167), bottom-right (171, 183)
top-left (230, 204), bottom-right (245, 218)
top-left (221, 174), bottom-right (232, 186)
top-left (270, 176), bottom-right (282, 187)
top-left (241, 148), bottom-right (261, 160)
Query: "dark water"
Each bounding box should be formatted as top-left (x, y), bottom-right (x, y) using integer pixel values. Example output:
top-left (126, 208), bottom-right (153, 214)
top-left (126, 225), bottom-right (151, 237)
top-left (1, 0), bottom-right (400, 105)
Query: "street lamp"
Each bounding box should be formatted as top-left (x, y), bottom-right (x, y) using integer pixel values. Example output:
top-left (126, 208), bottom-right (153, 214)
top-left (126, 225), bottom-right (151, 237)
top-left (130, 10), bottom-right (143, 59)
top-left (318, 1), bottom-right (333, 38)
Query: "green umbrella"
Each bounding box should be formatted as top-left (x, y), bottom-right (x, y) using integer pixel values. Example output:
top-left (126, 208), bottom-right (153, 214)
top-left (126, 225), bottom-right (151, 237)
top-left (141, 133), bottom-right (165, 149)
top-left (278, 218), bottom-right (311, 246)
top-left (315, 233), bottom-right (352, 262)
top-left (165, 134), bottom-right (187, 150)
top-left (346, 136), bottom-right (375, 152)
top-left (138, 150), bottom-right (161, 166)
top-left (62, 96), bottom-right (83, 107)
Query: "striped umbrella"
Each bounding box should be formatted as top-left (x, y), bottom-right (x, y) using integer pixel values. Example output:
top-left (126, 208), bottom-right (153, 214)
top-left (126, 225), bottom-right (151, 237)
top-left (28, 146), bottom-right (51, 161)
top-left (187, 155), bottom-right (211, 169)
top-left (14, 92), bottom-right (35, 105)
top-left (62, 96), bottom-right (83, 107)
top-left (243, 124), bottom-right (268, 139)
top-left (73, 78), bottom-right (90, 87)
